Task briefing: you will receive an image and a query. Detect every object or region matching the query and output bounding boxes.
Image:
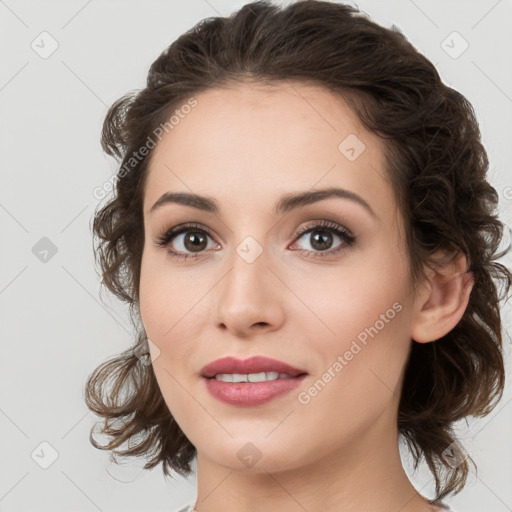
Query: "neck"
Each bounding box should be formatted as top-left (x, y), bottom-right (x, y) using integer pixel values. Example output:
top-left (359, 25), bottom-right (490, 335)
top-left (191, 408), bottom-right (435, 512)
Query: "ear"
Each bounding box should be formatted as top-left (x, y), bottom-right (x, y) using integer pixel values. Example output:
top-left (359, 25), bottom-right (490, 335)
top-left (411, 250), bottom-right (474, 343)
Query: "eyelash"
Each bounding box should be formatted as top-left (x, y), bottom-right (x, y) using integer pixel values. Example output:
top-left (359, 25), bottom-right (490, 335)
top-left (154, 220), bottom-right (356, 261)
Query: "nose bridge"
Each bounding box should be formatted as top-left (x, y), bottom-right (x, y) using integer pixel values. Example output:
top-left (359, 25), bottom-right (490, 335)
top-left (223, 233), bottom-right (270, 305)
top-left (214, 231), bottom-right (284, 333)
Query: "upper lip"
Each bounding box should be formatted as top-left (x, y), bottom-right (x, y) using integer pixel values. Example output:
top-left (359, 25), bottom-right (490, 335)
top-left (200, 356), bottom-right (308, 378)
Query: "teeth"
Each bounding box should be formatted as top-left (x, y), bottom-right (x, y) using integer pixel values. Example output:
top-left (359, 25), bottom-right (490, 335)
top-left (214, 372), bottom-right (293, 382)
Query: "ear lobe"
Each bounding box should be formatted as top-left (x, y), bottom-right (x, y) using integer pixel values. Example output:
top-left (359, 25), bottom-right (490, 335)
top-left (411, 251), bottom-right (474, 344)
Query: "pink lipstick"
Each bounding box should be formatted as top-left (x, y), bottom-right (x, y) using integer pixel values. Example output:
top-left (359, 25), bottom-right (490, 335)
top-left (200, 356), bottom-right (308, 407)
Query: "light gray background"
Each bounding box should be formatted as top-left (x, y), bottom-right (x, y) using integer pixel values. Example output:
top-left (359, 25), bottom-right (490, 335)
top-left (1, 0), bottom-right (511, 511)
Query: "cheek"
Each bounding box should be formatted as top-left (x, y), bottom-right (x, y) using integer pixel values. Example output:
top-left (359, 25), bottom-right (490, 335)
top-left (139, 255), bottom-right (167, 336)
top-left (139, 253), bottom-right (211, 369)
top-left (138, 256), bottom-right (202, 422)
top-left (295, 245), bottom-right (411, 391)
top-left (292, 283), bottom-right (410, 442)
top-left (139, 253), bottom-right (194, 336)
top-left (292, 246), bottom-right (407, 341)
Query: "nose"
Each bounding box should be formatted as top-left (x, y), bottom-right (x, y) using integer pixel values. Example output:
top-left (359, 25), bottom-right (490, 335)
top-left (214, 242), bottom-right (285, 338)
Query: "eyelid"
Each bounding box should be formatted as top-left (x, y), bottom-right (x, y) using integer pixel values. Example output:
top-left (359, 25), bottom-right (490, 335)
top-left (154, 222), bottom-right (216, 248)
top-left (294, 219), bottom-right (354, 239)
top-left (288, 220), bottom-right (356, 256)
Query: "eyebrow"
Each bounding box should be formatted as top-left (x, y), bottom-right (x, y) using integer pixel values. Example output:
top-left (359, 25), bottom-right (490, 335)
top-left (148, 187), bottom-right (377, 219)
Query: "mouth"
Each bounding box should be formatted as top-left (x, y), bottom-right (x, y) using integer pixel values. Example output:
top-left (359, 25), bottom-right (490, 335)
top-left (200, 355), bottom-right (308, 379)
top-left (203, 373), bottom-right (308, 407)
top-left (200, 356), bottom-right (308, 407)
top-left (205, 371), bottom-right (308, 382)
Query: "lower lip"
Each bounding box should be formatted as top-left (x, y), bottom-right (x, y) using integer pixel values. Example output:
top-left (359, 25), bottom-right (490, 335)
top-left (203, 375), bottom-right (307, 407)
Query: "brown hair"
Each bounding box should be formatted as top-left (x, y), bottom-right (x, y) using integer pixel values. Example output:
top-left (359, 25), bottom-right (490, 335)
top-left (85, 0), bottom-right (512, 502)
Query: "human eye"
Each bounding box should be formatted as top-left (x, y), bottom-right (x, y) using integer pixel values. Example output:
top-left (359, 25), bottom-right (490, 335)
top-left (289, 219), bottom-right (356, 259)
top-left (154, 219), bottom-right (356, 261)
top-left (154, 222), bottom-right (220, 261)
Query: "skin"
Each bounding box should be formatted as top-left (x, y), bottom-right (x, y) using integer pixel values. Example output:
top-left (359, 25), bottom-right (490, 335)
top-left (138, 80), bottom-right (473, 512)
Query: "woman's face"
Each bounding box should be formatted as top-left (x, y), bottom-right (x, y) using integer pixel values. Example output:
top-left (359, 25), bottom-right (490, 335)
top-left (139, 81), bottom-right (418, 473)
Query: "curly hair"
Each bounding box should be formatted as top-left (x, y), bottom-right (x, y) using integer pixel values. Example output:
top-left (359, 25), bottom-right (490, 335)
top-left (85, 0), bottom-right (512, 503)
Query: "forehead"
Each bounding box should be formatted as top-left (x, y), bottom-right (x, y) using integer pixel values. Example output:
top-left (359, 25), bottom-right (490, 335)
top-left (143, 80), bottom-right (396, 220)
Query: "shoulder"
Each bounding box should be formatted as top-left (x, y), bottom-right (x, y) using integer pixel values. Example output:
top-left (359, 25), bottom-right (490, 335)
top-left (173, 504), bottom-right (195, 512)
top-left (430, 502), bottom-right (454, 511)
